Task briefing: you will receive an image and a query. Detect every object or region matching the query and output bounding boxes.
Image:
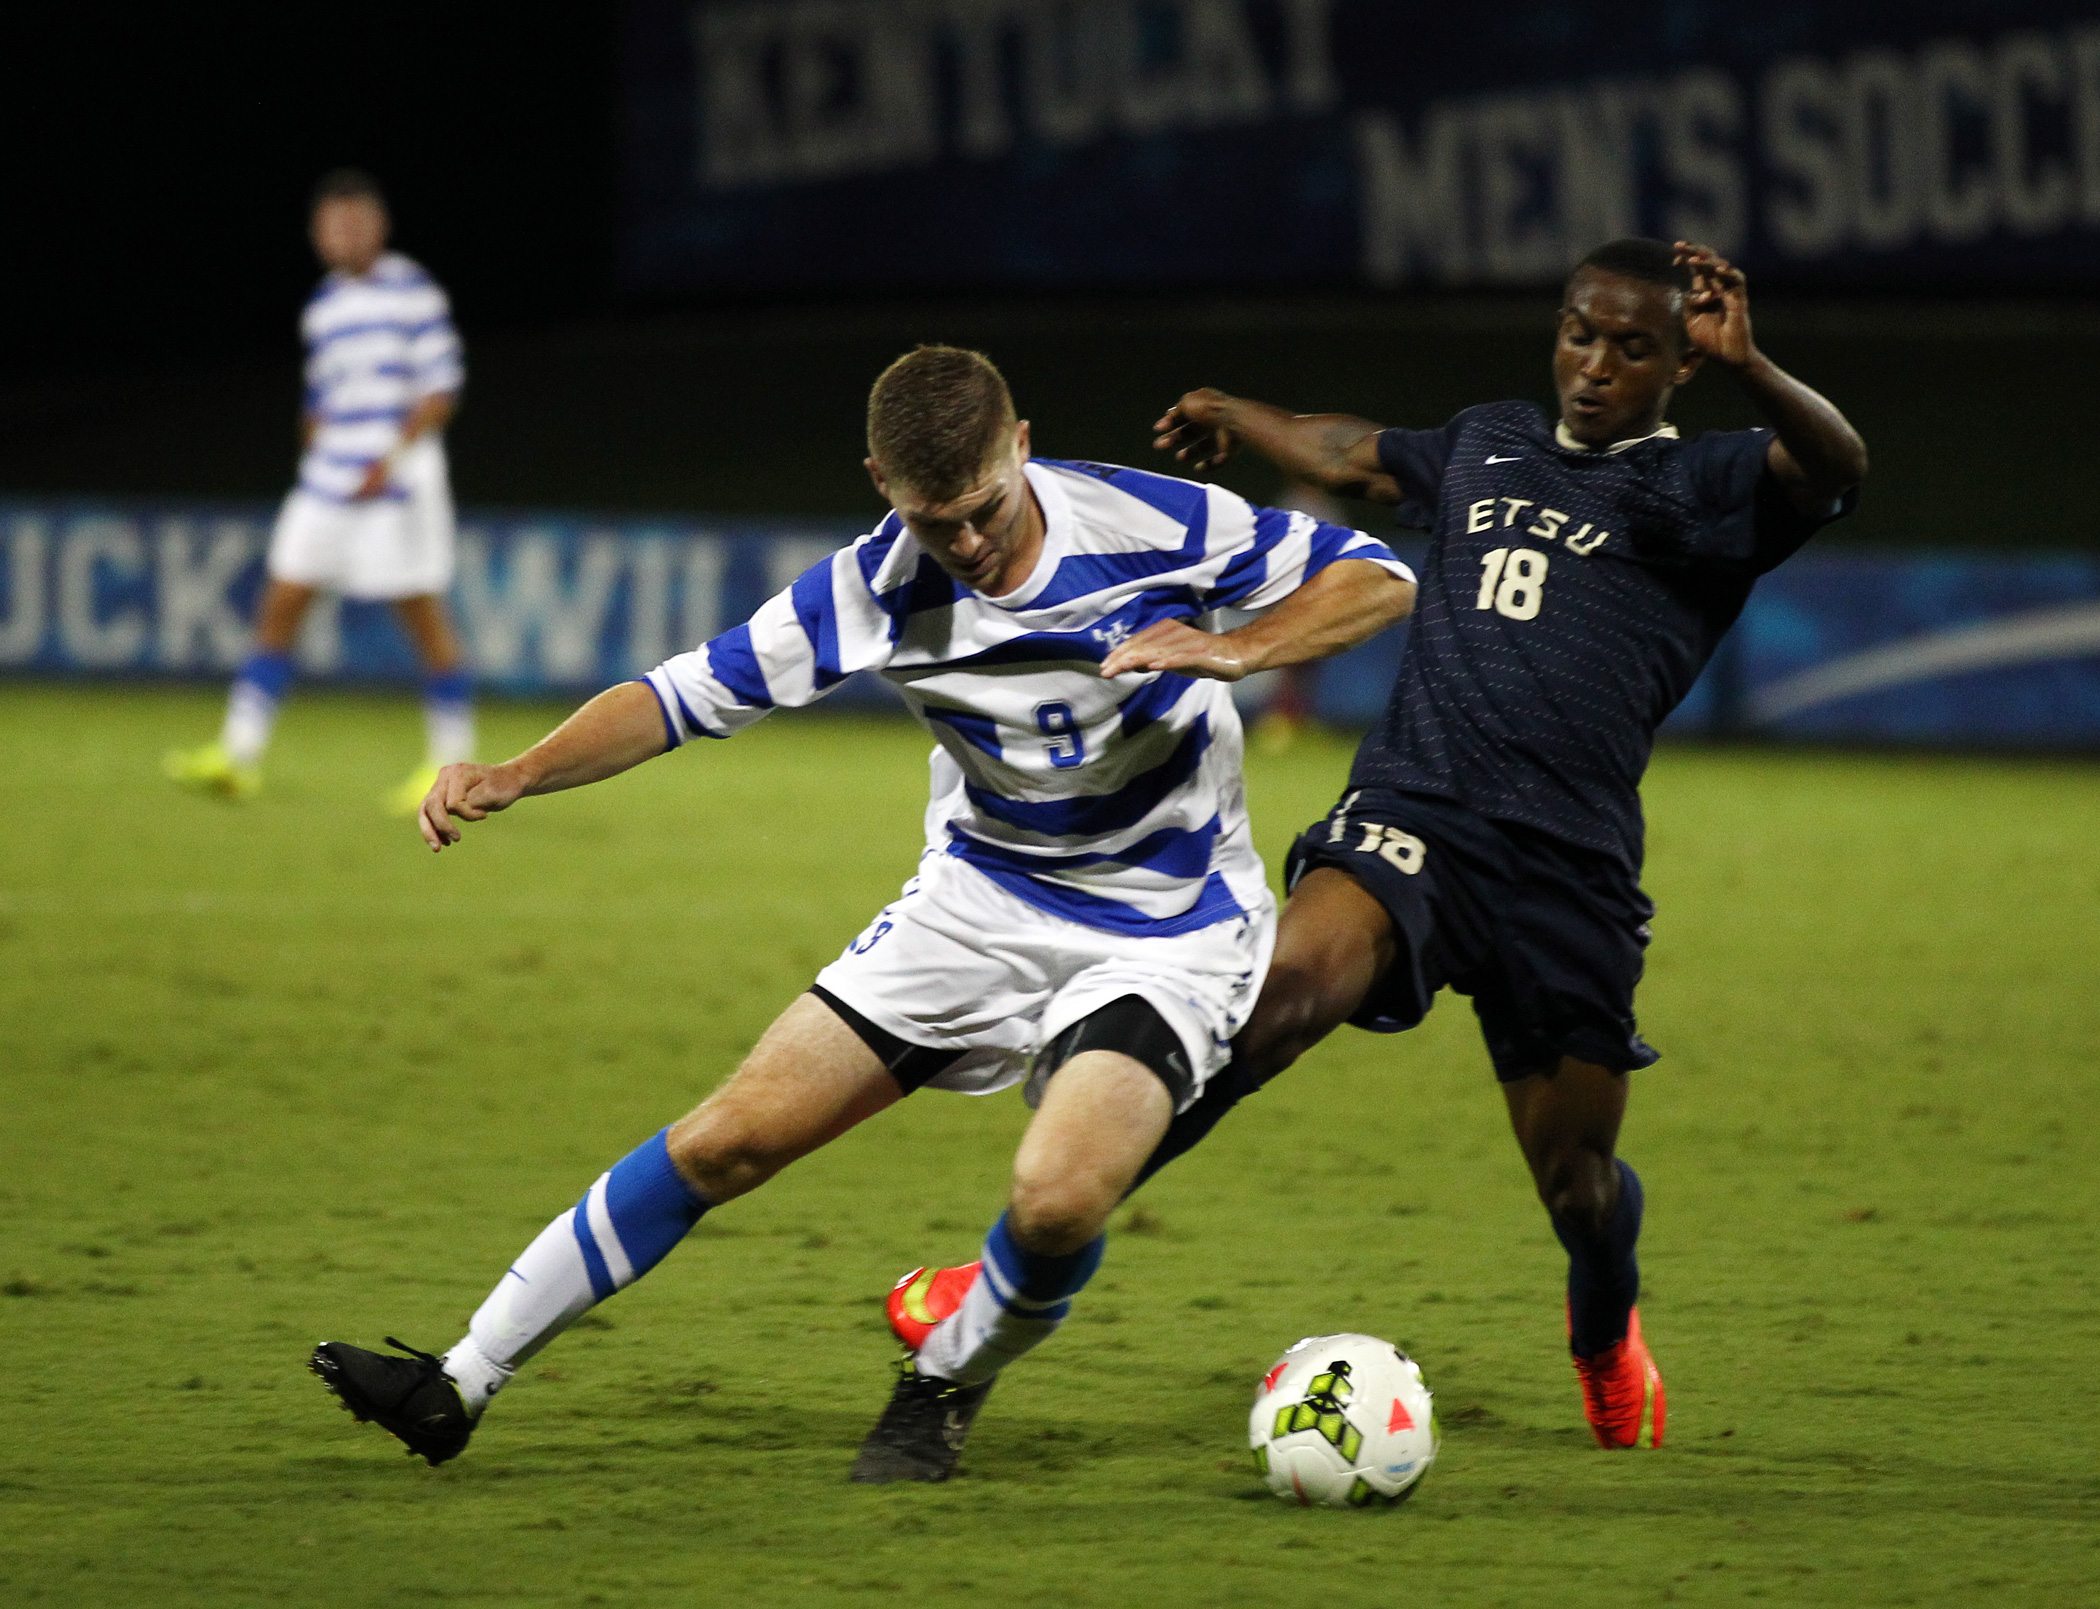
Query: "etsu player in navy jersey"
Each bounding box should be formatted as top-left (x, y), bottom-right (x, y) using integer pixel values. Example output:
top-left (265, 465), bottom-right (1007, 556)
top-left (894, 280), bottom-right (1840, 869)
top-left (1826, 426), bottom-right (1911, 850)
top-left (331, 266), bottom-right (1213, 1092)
top-left (1128, 238), bottom-right (1869, 1448)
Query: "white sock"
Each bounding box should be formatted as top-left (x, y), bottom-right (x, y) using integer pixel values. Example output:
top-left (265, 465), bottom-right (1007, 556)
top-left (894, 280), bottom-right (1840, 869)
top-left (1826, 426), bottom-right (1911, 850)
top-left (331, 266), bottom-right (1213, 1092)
top-left (448, 1207), bottom-right (602, 1408)
top-left (424, 700), bottom-right (474, 766)
top-left (440, 1336), bottom-right (513, 1417)
top-left (221, 682), bottom-right (279, 766)
top-left (913, 1215), bottom-right (1104, 1386)
top-left (915, 1268), bottom-right (1064, 1386)
top-left (442, 1130), bottom-right (708, 1414)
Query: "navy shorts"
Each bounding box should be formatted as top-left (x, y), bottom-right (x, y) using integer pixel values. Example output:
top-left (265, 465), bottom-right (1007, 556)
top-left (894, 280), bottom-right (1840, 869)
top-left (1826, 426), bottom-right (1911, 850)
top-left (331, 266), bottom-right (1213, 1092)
top-left (1283, 787), bottom-right (1659, 1081)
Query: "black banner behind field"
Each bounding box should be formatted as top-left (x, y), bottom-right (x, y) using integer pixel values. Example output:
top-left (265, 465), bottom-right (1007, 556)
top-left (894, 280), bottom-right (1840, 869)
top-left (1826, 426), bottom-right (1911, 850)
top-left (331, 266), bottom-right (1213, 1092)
top-left (621, 0), bottom-right (2100, 294)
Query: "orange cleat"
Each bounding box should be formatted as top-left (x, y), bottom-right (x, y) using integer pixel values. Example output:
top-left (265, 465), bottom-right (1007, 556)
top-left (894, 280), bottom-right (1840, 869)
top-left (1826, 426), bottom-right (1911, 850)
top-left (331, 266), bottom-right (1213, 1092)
top-left (1572, 1306), bottom-right (1665, 1449)
top-left (885, 1262), bottom-right (981, 1350)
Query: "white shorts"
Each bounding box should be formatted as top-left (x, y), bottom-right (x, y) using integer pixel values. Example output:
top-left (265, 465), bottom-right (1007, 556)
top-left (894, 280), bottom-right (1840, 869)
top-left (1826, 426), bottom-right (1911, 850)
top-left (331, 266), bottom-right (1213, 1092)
top-left (811, 850), bottom-right (1276, 1112)
top-left (267, 438), bottom-right (455, 600)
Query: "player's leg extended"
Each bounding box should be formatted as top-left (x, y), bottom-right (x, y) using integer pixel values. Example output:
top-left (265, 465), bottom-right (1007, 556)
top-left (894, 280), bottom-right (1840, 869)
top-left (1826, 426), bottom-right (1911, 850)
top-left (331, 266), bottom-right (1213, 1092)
top-left (1502, 1057), bottom-right (1662, 1447)
top-left (1127, 868), bottom-right (1396, 1191)
top-left (856, 1003), bottom-right (1179, 1484)
top-left (312, 993), bottom-right (902, 1463)
top-left (165, 579), bottom-right (315, 797)
top-left (913, 1044), bottom-right (1171, 1386)
top-left (386, 592), bottom-right (473, 814)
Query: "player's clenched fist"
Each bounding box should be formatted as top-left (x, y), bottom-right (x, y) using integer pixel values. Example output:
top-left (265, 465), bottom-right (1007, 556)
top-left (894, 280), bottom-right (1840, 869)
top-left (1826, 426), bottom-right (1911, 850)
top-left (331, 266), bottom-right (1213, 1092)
top-left (1672, 240), bottom-right (1756, 369)
top-left (418, 761), bottom-right (526, 850)
top-left (1152, 388), bottom-right (1241, 473)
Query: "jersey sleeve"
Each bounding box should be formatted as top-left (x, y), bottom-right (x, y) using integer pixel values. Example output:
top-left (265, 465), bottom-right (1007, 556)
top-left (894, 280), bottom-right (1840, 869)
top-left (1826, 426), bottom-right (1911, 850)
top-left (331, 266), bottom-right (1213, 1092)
top-left (1375, 413), bottom-right (1468, 529)
top-left (1683, 427), bottom-right (1857, 574)
top-left (300, 296), bottom-right (326, 415)
top-left (406, 285), bottom-right (464, 400)
top-left (642, 527), bottom-right (906, 745)
top-left (1200, 494), bottom-right (1414, 614)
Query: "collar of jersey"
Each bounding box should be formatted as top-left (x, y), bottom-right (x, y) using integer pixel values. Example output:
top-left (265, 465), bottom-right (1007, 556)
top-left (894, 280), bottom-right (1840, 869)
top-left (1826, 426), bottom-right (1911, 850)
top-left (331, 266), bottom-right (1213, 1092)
top-left (975, 461), bottom-right (1070, 610)
top-left (325, 250), bottom-right (408, 289)
top-left (1553, 420), bottom-right (1681, 454)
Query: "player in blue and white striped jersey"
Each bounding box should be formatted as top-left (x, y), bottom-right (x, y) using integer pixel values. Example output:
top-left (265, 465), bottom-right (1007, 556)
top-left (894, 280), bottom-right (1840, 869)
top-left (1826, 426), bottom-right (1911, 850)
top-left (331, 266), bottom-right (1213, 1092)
top-left (309, 347), bottom-right (1415, 1483)
top-left (644, 451), bottom-right (1392, 944)
top-left (166, 169), bottom-right (473, 813)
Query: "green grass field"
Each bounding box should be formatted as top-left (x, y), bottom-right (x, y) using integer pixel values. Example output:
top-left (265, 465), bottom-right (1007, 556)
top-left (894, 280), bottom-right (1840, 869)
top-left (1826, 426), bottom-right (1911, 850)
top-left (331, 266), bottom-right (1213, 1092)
top-left (3, 684), bottom-right (2096, 1608)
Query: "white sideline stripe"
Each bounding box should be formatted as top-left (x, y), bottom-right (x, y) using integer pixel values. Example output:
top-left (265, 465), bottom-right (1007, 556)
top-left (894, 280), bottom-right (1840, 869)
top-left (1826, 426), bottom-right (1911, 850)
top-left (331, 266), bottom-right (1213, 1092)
top-left (584, 1174), bottom-right (635, 1289)
top-left (1751, 601), bottom-right (2100, 724)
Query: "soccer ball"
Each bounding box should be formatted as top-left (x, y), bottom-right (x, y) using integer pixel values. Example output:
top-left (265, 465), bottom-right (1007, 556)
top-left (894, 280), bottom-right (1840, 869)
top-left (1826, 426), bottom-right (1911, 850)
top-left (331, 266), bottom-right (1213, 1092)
top-left (1248, 1333), bottom-right (1438, 1508)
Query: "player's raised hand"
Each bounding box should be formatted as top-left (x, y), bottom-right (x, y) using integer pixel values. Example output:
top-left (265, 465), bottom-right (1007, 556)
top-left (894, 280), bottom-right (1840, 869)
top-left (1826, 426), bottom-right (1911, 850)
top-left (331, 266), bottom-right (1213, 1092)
top-left (1152, 389), bottom-right (1241, 474)
top-left (418, 761), bottom-right (527, 850)
top-left (1674, 241), bottom-right (1756, 368)
top-left (1099, 619), bottom-right (1251, 682)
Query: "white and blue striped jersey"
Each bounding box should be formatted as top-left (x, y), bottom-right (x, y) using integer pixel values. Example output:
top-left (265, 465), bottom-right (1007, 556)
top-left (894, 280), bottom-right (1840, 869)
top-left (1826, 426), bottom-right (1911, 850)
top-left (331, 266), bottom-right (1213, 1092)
top-left (645, 460), bottom-right (1413, 936)
top-left (296, 251), bottom-right (462, 503)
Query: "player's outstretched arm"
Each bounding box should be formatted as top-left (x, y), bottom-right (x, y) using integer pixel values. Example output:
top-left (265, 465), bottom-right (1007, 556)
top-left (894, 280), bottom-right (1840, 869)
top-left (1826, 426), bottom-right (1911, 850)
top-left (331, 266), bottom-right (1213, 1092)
top-left (418, 680), bottom-right (668, 851)
top-left (1099, 559), bottom-right (1414, 682)
top-left (1674, 242), bottom-right (1869, 511)
top-left (1152, 389), bottom-right (1402, 504)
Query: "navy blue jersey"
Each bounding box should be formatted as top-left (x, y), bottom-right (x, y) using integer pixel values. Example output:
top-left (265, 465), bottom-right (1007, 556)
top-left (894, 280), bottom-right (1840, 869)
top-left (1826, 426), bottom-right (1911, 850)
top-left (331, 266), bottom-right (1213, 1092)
top-left (1350, 401), bottom-right (1852, 870)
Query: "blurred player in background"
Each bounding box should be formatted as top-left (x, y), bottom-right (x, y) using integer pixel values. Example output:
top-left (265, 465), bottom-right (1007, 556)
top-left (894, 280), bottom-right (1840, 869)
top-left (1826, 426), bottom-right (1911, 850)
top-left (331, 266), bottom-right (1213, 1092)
top-left (165, 169), bottom-right (470, 811)
top-left (308, 347), bottom-right (1415, 1483)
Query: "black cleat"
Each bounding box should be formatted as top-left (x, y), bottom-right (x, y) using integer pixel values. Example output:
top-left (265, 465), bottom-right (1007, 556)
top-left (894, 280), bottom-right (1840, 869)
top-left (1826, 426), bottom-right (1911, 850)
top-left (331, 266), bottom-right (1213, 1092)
top-left (309, 1337), bottom-right (475, 1466)
top-left (850, 1364), bottom-right (995, 1484)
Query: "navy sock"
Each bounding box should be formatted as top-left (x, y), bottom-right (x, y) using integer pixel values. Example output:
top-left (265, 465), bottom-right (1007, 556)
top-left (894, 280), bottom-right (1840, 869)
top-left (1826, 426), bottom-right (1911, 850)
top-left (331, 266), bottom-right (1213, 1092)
top-left (1124, 1053), bottom-right (1266, 1195)
top-left (1553, 1157), bottom-right (1643, 1358)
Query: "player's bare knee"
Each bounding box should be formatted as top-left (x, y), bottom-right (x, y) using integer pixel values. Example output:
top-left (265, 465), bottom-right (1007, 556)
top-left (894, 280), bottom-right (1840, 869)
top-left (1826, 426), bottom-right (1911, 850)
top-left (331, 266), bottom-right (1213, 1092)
top-left (665, 1107), bottom-right (790, 1203)
top-left (1537, 1149), bottom-right (1616, 1233)
top-left (1006, 1170), bottom-right (1113, 1257)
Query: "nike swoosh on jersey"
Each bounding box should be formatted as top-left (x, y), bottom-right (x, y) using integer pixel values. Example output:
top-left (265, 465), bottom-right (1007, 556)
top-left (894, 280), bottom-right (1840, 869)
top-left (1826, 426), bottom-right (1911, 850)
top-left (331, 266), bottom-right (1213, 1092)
top-left (1485, 454), bottom-right (1522, 463)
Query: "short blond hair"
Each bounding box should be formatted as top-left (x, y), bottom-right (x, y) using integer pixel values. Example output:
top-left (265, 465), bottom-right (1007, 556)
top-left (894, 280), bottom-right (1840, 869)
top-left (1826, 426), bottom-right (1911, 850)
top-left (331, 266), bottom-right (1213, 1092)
top-left (866, 345), bottom-right (1017, 498)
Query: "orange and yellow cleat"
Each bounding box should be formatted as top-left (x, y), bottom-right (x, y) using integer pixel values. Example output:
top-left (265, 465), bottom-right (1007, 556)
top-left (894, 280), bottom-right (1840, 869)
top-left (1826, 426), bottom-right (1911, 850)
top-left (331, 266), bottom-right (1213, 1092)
top-left (1573, 1306), bottom-right (1665, 1449)
top-left (885, 1261), bottom-right (980, 1349)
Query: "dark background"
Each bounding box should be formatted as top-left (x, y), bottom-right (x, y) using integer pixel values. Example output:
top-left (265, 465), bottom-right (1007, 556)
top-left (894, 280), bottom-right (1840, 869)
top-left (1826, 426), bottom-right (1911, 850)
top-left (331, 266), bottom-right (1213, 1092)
top-left (1, 5), bottom-right (2091, 547)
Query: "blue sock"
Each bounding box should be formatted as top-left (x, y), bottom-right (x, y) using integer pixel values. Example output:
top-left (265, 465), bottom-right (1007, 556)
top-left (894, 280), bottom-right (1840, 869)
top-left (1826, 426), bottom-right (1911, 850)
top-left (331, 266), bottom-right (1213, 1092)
top-left (915, 1211), bottom-right (1104, 1382)
top-left (571, 1128), bottom-right (711, 1300)
top-left (983, 1211), bottom-right (1103, 1315)
top-left (420, 666), bottom-right (475, 764)
top-left (237, 649), bottom-right (295, 700)
top-left (222, 650), bottom-right (296, 763)
top-left (1553, 1158), bottom-right (1643, 1358)
top-left (422, 666), bottom-right (472, 706)
top-left (453, 1128), bottom-right (710, 1393)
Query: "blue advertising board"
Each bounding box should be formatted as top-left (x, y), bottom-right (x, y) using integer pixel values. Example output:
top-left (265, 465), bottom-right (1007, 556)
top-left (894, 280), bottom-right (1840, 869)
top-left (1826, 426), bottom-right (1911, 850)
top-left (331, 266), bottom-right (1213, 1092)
top-left (622, 0), bottom-right (2100, 294)
top-left (0, 500), bottom-right (864, 700)
top-left (3, 498), bottom-right (2097, 749)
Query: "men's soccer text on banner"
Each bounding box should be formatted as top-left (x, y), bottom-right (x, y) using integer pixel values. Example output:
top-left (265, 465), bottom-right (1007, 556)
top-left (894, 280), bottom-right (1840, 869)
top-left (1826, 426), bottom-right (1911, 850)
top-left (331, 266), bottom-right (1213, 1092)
top-left (2, 499), bottom-right (2097, 748)
top-left (623, 0), bottom-right (2100, 295)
